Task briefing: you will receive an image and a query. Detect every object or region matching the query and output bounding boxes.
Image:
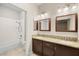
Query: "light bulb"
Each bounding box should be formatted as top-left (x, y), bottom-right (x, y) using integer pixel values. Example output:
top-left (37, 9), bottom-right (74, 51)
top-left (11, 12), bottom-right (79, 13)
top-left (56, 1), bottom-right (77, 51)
top-left (72, 6), bottom-right (77, 9)
top-left (44, 13), bottom-right (48, 16)
top-left (58, 9), bottom-right (61, 13)
top-left (44, 13), bottom-right (49, 18)
top-left (64, 7), bottom-right (68, 11)
top-left (41, 14), bottom-right (45, 19)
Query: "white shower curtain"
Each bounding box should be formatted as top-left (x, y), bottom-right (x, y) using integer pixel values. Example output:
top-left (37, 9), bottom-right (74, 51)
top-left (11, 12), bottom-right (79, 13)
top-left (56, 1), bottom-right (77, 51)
top-left (0, 17), bottom-right (20, 52)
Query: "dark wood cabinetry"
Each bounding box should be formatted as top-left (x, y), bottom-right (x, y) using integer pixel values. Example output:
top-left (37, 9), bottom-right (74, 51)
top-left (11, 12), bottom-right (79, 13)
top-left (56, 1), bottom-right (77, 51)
top-left (43, 41), bottom-right (55, 56)
top-left (55, 44), bottom-right (79, 56)
top-left (32, 39), bottom-right (43, 55)
top-left (32, 38), bottom-right (79, 56)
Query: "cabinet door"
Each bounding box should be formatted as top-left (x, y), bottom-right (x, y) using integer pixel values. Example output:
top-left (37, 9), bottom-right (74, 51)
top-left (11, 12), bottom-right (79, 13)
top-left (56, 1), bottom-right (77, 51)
top-left (43, 41), bottom-right (55, 56)
top-left (32, 39), bottom-right (43, 56)
top-left (55, 44), bottom-right (79, 56)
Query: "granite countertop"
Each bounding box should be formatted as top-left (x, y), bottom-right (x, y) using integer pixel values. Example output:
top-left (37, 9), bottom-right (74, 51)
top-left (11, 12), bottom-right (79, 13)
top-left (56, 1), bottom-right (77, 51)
top-left (32, 35), bottom-right (79, 49)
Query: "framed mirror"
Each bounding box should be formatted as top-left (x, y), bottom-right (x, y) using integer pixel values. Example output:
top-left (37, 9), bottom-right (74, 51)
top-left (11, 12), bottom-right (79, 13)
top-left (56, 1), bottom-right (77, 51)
top-left (39, 18), bottom-right (51, 31)
top-left (56, 13), bottom-right (78, 32)
top-left (34, 21), bottom-right (38, 31)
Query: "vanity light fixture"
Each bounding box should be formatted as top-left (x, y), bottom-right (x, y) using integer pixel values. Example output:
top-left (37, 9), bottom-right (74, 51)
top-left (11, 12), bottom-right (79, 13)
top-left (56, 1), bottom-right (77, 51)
top-left (41, 14), bottom-right (45, 19)
top-left (57, 7), bottom-right (69, 13)
top-left (72, 5), bottom-right (77, 10)
top-left (44, 13), bottom-right (50, 18)
top-left (58, 9), bottom-right (62, 13)
top-left (71, 3), bottom-right (78, 10)
top-left (57, 4), bottom-right (71, 13)
top-left (64, 7), bottom-right (69, 11)
top-left (44, 13), bottom-right (48, 16)
top-left (34, 13), bottom-right (50, 20)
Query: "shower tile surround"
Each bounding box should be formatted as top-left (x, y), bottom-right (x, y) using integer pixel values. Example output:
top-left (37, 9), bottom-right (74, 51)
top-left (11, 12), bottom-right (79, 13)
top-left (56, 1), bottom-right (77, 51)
top-left (34, 34), bottom-right (77, 42)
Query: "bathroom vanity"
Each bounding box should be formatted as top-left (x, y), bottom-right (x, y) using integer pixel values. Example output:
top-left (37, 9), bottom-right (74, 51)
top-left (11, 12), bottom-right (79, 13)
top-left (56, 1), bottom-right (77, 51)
top-left (32, 35), bottom-right (79, 56)
top-left (33, 13), bottom-right (78, 56)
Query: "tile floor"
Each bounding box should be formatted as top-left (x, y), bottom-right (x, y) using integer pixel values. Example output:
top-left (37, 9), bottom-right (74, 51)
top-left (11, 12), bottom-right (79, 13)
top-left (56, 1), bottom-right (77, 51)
top-left (0, 47), bottom-right (26, 56)
top-left (32, 52), bottom-right (38, 56)
top-left (0, 47), bottom-right (38, 56)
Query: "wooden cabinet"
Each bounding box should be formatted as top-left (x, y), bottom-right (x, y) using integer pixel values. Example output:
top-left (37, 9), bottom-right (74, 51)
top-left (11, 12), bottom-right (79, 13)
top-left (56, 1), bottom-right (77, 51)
top-left (32, 39), bottom-right (43, 55)
top-left (32, 38), bottom-right (79, 56)
top-left (43, 41), bottom-right (55, 56)
top-left (55, 44), bottom-right (79, 56)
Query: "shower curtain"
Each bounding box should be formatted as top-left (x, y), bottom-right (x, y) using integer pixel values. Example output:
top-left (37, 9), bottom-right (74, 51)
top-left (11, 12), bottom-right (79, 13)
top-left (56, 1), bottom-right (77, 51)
top-left (0, 17), bottom-right (20, 52)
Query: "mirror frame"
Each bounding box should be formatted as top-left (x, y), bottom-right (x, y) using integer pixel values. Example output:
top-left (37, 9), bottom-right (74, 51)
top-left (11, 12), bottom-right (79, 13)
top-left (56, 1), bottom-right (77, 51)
top-left (39, 18), bottom-right (51, 31)
top-left (34, 21), bottom-right (38, 31)
top-left (56, 13), bottom-right (78, 32)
